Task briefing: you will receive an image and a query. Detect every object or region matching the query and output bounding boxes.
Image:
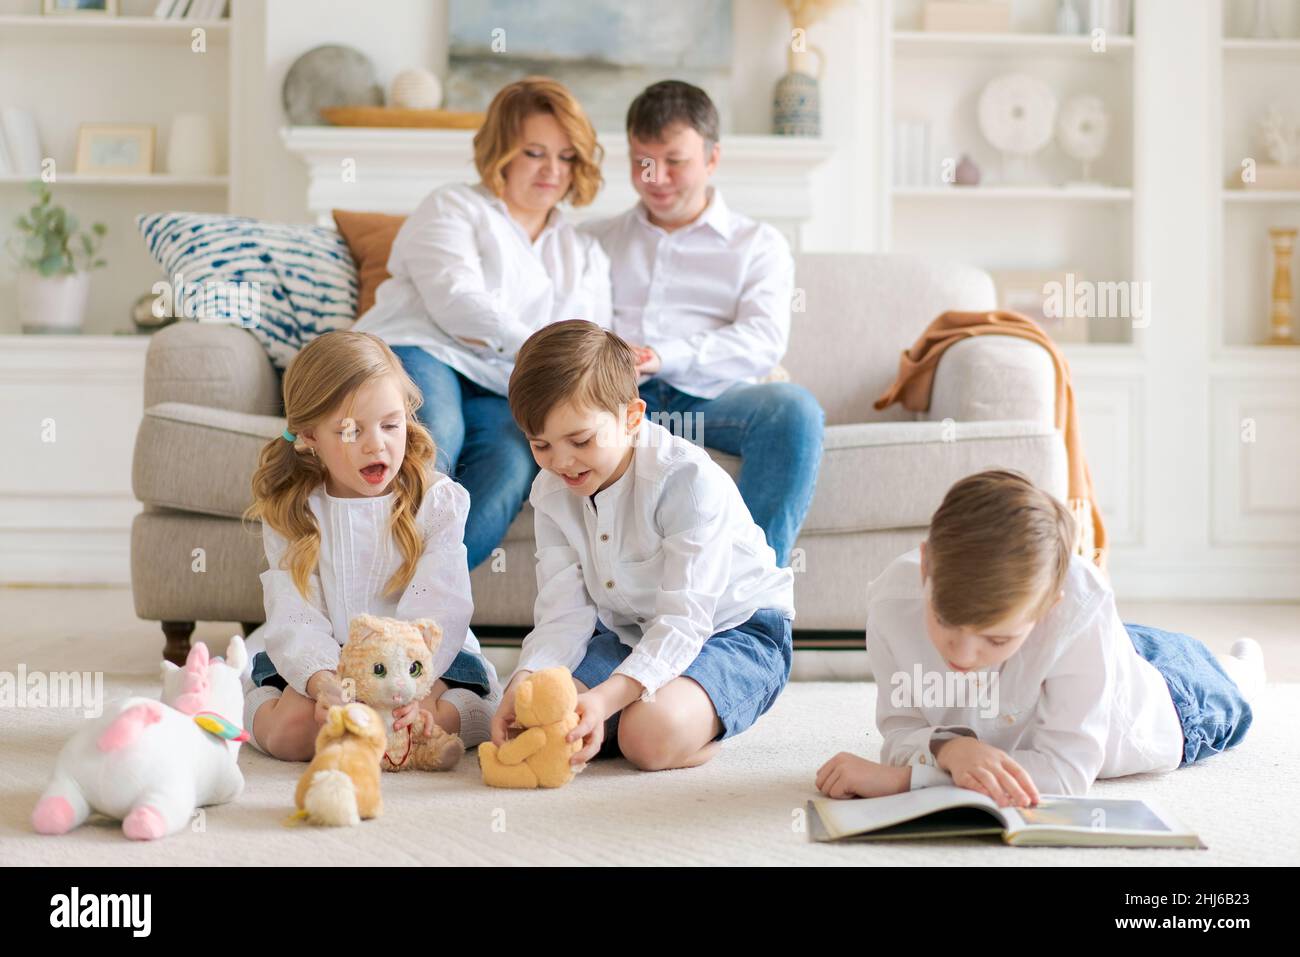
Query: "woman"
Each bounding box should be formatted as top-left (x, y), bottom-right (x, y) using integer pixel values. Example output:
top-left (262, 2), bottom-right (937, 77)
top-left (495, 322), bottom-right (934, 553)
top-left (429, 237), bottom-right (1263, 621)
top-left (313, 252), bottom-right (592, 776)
top-left (353, 76), bottom-right (611, 570)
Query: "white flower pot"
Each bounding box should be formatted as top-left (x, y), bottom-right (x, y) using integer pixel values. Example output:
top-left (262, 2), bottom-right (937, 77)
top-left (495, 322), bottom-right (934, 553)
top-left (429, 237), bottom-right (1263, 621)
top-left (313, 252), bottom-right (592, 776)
top-left (17, 270), bottom-right (92, 335)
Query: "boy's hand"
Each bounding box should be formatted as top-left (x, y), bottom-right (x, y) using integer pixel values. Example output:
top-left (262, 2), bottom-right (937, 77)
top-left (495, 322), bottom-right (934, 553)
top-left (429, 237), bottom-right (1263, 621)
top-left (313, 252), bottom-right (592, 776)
top-left (935, 737), bottom-right (1040, 807)
top-left (489, 674), bottom-right (528, 748)
top-left (567, 690), bottom-right (611, 766)
top-left (815, 753), bottom-right (910, 799)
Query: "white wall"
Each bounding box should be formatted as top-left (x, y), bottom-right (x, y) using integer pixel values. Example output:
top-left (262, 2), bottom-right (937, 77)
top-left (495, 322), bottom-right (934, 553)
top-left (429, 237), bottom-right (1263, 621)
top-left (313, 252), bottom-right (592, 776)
top-left (232, 0), bottom-right (448, 223)
top-left (234, 0), bottom-right (877, 249)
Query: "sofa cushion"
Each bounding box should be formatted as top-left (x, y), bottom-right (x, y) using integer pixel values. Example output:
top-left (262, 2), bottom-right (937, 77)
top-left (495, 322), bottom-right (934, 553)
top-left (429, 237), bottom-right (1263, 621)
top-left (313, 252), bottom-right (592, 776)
top-left (497, 420), bottom-right (1066, 542)
top-left (136, 403), bottom-right (1066, 541)
top-left (136, 212), bottom-right (359, 370)
top-left (332, 210), bottom-right (405, 318)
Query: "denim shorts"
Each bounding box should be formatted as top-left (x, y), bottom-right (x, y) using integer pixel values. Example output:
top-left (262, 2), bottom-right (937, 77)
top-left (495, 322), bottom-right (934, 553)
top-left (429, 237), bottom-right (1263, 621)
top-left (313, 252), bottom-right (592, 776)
top-left (1124, 622), bottom-right (1253, 765)
top-left (570, 607), bottom-right (794, 758)
top-left (249, 648), bottom-right (493, 698)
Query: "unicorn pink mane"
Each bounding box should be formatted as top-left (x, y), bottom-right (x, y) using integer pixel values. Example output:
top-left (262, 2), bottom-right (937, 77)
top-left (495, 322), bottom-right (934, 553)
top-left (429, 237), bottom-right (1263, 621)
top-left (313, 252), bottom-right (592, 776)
top-left (172, 643), bottom-right (213, 715)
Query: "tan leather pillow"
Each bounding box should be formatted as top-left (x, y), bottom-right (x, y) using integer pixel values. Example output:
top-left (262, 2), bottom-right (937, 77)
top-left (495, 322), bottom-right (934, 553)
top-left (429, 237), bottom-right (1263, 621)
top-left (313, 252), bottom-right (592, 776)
top-left (332, 210), bottom-right (406, 319)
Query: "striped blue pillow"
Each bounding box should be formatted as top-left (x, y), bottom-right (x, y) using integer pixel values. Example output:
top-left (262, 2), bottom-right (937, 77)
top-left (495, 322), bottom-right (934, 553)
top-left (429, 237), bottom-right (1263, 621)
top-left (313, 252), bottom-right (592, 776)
top-left (137, 212), bottom-right (358, 370)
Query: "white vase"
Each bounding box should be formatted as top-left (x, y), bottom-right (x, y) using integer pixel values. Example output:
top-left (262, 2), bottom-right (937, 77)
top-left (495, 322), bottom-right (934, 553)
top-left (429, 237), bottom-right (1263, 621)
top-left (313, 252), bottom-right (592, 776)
top-left (18, 270), bottom-right (92, 334)
top-left (165, 112), bottom-right (219, 176)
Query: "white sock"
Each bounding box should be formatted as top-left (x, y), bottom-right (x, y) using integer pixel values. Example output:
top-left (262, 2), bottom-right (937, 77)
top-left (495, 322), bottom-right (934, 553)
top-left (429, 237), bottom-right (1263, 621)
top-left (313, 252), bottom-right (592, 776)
top-left (242, 685), bottom-right (282, 755)
top-left (442, 687), bottom-right (495, 749)
top-left (1216, 638), bottom-right (1266, 707)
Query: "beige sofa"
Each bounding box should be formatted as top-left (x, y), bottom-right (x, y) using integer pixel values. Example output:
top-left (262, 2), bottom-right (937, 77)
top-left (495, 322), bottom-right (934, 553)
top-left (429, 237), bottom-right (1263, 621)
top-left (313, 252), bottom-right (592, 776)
top-left (131, 252), bottom-right (1066, 663)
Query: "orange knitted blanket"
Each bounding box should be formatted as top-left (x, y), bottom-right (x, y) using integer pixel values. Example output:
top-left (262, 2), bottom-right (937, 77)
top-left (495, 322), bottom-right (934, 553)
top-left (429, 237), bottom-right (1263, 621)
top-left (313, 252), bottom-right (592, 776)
top-left (873, 309), bottom-right (1107, 569)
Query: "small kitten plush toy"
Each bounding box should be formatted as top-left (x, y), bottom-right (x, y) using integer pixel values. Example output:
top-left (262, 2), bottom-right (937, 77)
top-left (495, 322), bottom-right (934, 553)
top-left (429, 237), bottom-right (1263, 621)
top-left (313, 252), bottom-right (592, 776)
top-left (336, 614), bottom-right (464, 772)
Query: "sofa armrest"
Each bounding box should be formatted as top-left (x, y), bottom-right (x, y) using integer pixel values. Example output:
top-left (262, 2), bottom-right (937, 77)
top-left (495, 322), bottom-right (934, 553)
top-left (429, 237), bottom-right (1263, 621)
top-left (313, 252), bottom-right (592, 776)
top-left (144, 320), bottom-right (281, 416)
top-left (924, 336), bottom-right (1056, 427)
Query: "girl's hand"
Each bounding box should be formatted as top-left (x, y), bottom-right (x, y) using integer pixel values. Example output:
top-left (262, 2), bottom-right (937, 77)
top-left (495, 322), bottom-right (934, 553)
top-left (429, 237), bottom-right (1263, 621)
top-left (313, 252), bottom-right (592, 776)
top-left (392, 700), bottom-right (420, 732)
top-left (411, 707), bottom-right (439, 738)
top-left (307, 670), bottom-right (346, 725)
top-left (935, 737), bottom-right (1040, 807)
top-left (489, 674), bottom-right (527, 748)
top-left (815, 753), bottom-right (909, 799)
top-left (567, 690), bottom-right (611, 766)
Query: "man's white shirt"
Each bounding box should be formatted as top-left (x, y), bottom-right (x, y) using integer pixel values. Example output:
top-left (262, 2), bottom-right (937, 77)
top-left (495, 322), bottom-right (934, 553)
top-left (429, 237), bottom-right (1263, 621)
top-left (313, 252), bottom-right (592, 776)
top-left (581, 187), bottom-right (793, 399)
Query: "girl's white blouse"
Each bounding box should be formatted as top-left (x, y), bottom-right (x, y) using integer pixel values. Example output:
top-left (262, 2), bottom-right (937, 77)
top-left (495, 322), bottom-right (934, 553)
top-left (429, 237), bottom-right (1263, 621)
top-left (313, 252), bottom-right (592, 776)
top-left (258, 473), bottom-right (495, 697)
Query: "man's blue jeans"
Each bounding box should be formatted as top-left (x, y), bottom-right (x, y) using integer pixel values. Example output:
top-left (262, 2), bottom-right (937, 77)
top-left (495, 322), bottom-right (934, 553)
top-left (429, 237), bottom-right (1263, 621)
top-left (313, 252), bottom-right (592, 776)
top-left (638, 378), bottom-right (825, 567)
top-left (392, 347), bottom-right (537, 571)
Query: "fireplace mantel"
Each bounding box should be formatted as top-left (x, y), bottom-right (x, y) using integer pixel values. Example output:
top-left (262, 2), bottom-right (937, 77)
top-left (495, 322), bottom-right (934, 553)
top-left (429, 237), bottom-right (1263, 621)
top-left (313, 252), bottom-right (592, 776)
top-left (281, 127), bottom-right (834, 249)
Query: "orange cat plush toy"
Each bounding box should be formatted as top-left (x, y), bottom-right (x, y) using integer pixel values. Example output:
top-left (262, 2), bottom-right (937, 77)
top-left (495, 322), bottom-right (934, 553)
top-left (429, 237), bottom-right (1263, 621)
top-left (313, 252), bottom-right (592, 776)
top-left (336, 615), bottom-right (464, 772)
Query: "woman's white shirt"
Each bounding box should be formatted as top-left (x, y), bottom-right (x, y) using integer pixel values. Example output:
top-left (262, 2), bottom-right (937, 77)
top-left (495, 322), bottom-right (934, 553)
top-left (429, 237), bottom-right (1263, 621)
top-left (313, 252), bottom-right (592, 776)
top-left (258, 473), bottom-right (496, 697)
top-left (352, 181), bottom-right (612, 396)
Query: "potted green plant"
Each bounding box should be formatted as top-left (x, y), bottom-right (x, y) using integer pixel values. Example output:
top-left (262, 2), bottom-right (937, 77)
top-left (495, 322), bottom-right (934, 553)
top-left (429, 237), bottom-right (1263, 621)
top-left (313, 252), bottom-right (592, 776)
top-left (7, 181), bottom-right (107, 334)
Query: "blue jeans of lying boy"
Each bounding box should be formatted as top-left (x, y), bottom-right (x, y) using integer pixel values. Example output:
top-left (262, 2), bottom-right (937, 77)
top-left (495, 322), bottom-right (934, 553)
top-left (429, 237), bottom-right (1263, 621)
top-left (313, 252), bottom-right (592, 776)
top-left (570, 608), bottom-right (794, 758)
top-left (392, 346), bottom-right (537, 571)
top-left (637, 377), bottom-right (824, 568)
top-left (1125, 622), bottom-right (1252, 765)
top-left (249, 649), bottom-right (493, 698)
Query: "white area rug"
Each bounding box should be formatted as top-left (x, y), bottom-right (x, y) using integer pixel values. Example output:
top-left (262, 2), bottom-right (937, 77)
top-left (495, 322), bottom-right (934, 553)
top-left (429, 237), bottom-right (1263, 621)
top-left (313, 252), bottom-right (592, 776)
top-left (3, 677), bottom-right (1297, 866)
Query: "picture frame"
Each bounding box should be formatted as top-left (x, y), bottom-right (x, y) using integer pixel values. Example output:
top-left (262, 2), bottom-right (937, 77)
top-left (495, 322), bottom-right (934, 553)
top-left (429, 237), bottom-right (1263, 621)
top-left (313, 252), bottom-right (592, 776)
top-left (42, 0), bottom-right (119, 15)
top-left (75, 124), bottom-right (155, 176)
top-left (991, 269), bottom-right (1091, 344)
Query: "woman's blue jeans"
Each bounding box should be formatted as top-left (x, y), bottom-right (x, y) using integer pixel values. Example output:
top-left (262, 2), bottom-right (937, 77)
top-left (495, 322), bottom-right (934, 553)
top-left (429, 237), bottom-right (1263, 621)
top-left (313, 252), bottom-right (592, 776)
top-left (392, 347), bottom-right (537, 571)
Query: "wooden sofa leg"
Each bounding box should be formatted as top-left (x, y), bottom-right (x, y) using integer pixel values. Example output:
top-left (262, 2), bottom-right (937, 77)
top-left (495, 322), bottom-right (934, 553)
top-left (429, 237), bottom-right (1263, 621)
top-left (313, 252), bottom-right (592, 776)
top-left (162, 621), bottom-right (195, 666)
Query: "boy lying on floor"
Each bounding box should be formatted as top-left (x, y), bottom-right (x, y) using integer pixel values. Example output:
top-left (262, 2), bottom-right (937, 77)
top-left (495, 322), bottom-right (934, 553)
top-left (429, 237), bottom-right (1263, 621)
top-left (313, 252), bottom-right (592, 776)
top-left (816, 469), bottom-right (1263, 805)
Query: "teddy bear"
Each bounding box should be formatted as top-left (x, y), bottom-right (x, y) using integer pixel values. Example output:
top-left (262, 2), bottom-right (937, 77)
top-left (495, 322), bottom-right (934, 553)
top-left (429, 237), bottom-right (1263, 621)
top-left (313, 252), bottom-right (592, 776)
top-left (479, 667), bottom-right (581, 789)
top-left (336, 614), bottom-right (465, 772)
top-left (292, 702), bottom-right (386, 827)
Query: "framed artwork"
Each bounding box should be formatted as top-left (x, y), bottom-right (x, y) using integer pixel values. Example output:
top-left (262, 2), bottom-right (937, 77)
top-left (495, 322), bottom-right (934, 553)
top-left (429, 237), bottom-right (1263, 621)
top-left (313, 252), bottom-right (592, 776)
top-left (43, 0), bottom-right (118, 15)
top-left (446, 0), bottom-right (733, 134)
top-left (992, 269), bottom-right (1091, 344)
top-left (76, 125), bottom-right (155, 176)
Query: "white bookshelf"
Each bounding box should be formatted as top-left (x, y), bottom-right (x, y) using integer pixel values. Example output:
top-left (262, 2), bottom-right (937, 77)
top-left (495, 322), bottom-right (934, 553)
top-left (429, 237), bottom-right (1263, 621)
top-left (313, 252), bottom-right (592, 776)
top-left (0, 0), bottom-right (235, 336)
top-left (893, 29), bottom-right (1132, 57)
top-left (893, 184), bottom-right (1132, 202)
top-left (0, 12), bottom-right (228, 42)
top-left (1215, 0), bottom-right (1300, 351)
top-left (883, 0), bottom-right (1137, 347)
top-left (0, 173), bottom-right (228, 188)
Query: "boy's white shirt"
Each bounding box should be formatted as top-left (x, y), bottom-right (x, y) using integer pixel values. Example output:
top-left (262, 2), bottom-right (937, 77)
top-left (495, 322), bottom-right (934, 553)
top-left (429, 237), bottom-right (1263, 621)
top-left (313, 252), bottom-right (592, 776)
top-left (352, 181), bottom-right (612, 396)
top-left (258, 472), bottom-right (498, 698)
top-left (580, 187), bottom-right (793, 400)
top-left (866, 547), bottom-right (1185, 795)
top-left (513, 419), bottom-right (795, 699)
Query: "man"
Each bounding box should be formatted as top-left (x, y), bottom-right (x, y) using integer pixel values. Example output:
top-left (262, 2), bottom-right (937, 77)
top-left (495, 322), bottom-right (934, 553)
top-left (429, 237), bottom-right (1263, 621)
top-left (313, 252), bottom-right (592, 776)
top-left (582, 80), bottom-right (824, 567)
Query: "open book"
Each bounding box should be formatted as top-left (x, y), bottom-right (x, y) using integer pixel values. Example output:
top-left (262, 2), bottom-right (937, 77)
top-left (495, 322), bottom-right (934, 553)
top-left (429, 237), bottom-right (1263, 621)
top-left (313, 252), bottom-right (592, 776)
top-left (807, 786), bottom-right (1205, 848)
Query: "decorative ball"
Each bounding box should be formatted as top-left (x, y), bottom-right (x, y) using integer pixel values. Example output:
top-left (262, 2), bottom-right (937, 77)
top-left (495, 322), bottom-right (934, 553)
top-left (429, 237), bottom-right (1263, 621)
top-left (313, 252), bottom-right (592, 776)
top-left (389, 69), bottom-right (443, 110)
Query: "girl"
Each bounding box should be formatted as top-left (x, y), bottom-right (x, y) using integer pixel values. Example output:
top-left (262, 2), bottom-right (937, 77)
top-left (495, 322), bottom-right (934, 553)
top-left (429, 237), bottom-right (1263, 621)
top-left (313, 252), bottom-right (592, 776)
top-left (242, 330), bottom-right (500, 761)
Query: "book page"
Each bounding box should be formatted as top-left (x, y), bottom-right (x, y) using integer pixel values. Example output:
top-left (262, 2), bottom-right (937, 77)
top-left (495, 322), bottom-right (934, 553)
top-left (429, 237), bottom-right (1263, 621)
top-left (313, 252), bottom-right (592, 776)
top-left (810, 785), bottom-right (1010, 840)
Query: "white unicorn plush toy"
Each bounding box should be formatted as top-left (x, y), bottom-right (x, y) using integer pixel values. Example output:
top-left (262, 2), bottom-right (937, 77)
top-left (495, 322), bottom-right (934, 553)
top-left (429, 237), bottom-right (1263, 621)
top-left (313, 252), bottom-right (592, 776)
top-left (32, 637), bottom-right (250, 841)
